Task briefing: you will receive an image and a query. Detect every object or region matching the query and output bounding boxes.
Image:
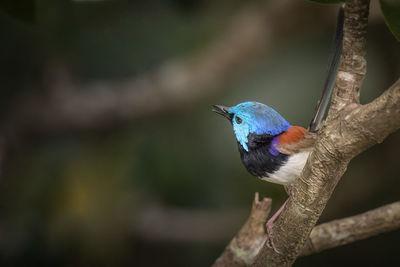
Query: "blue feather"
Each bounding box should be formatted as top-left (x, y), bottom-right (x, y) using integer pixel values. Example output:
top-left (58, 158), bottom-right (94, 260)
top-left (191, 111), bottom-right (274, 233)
top-left (228, 101), bottom-right (290, 151)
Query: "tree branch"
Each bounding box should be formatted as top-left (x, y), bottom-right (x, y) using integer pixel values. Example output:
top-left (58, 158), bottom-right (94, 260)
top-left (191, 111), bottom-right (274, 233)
top-left (301, 201), bottom-right (400, 256)
top-left (213, 193), bottom-right (272, 267)
top-left (212, 196), bottom-right (400, 265)
top-left (327, 0), bottom-right (369, 116)
top-left (353, 78), bottom-right (400, 146)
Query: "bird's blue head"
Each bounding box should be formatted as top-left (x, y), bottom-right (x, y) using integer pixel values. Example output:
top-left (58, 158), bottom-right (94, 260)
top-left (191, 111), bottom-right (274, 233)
top-left (213, 101), bottom-right (290, 151)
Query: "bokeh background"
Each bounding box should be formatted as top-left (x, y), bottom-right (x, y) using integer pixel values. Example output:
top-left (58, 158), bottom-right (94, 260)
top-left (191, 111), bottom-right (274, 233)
top-left (0, 0), bottom-right (399, 266)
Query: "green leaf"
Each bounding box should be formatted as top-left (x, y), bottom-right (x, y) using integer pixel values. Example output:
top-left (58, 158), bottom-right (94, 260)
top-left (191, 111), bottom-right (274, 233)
top-left (308, 0), bottom-right (343, 3)
top-left (380, 0), bottom-right (400, 41)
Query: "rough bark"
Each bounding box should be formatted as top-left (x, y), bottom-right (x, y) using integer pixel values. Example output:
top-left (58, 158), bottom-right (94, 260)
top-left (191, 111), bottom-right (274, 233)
top-left (251, 0), bottom-right (400, 266)
top-left (301, 201), bottom-right (400, 256)
top-left (213, 193), bottom-right (272, 267)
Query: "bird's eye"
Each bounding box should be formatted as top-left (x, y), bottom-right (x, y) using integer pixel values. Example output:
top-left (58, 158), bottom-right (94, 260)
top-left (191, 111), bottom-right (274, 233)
top-left (235, 116), bottom-right (242, 124)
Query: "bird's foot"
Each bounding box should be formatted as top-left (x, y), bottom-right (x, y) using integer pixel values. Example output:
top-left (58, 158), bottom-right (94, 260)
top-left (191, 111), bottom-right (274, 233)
top-left (266, 220), bottom-right (281, 254)
top-left (264, 198), bottom-right (290, 254)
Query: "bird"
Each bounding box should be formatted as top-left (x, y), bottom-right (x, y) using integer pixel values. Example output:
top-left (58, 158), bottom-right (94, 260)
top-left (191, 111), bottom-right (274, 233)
top-left (212, 5), bottom-right (344, 252)
top-left (212, 102), bottom-right (316, 249)
top-left (212, 102), bottom-right (315, 186)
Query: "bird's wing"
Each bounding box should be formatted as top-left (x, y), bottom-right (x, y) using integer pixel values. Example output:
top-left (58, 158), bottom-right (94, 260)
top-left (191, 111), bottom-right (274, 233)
top-left (275, 126), bottom-right (316, 155)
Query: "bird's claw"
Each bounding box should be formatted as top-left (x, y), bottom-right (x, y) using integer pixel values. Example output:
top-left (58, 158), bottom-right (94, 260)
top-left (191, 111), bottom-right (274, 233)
top-left (264, 197), bottom-right (290, 254)
top-left (266, 222), bottom-right (281, 254)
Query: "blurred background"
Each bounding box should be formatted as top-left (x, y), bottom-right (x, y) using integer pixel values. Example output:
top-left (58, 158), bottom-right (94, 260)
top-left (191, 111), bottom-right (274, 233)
top-left (0, 0), bottom-right (399, 266)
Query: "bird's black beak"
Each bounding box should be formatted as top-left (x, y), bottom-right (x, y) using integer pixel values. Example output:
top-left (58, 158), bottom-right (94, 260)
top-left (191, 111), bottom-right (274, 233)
top-left (212, 105), bottom-right (233, 120)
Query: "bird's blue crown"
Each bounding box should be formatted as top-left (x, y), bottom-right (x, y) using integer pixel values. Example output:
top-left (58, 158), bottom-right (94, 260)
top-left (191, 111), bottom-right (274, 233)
top-left (228, 101), bottom-right (290, 151)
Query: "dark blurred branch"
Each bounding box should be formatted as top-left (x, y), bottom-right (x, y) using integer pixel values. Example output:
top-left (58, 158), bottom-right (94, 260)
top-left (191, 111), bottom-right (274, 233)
top-left (133, 204), bottom-right (249, 243)
top-left (3, 0), bottom-right (335, 135)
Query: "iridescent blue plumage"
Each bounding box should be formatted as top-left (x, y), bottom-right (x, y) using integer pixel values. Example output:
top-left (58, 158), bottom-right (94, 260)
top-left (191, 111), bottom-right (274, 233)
top-left (212, 101), bottom-right (312, 182)
top-left (227, 101), bottom-right (290, 151)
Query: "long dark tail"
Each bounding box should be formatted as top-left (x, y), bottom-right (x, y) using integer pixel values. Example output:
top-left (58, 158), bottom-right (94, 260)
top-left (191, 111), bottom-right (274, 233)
top-left (309, 5), bottom-right (345, 133)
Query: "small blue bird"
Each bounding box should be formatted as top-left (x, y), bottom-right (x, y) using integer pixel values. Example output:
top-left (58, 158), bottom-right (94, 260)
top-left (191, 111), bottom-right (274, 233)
top-left (212, 102), bottom-right (316, 251)
top-left (212, 101), bottom-right (315, 186)
top-left (213, 5), bottom-right (344, 251)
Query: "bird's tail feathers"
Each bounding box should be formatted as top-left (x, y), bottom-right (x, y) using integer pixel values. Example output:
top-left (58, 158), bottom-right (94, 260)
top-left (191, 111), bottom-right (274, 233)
top-left (309, 4), bottom-right (345, 133)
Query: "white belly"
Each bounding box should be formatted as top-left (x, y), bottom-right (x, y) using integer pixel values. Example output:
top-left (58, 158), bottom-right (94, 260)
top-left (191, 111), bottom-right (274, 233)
top-left (261, 151), bottom-right (310, 185)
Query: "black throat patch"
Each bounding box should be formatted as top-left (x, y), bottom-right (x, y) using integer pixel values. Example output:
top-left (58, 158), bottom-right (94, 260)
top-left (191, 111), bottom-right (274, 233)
top-left (238, 133), bottom-right (288, 178)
